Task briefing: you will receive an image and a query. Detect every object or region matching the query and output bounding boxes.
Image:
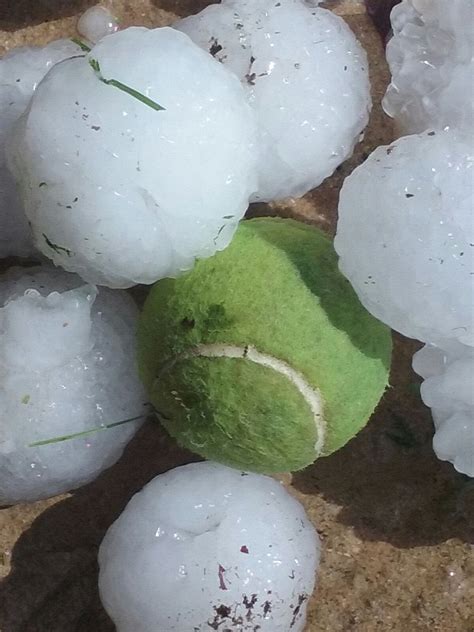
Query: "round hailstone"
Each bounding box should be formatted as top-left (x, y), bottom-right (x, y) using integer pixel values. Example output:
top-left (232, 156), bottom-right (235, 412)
top-left (77, 5), bottom-right (119, 44)
top-left (335, 128), bottom-right (474, 348)
top-left (0, 266), bottom-right (148, 506)
top-left (413, 343), bottom-right (474, 477)
top-left (99, 462), bottom-right (320, 632)
top-left (176, 0), bottom-right (371, 202)
top-left (383, 0), bottom-right (474, 134)
top-left (0, 87), bottom-right (31, 259)
top-left (7, 27), bottom-right (258, 289)
top-left (0, 39), bottom-right (81, 258)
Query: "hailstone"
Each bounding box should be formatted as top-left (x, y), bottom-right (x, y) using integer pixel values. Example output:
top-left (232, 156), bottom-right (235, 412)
top-left (0, 39), bottom-right (81, 258)
top-left (413, 343), bottom-right (474, 477)
top-left (176, 0), bottom-right (371, 202)
top-left (7, 27), bottom-right (258, 288)
top-left (99, 462), bottom-right (320, 632)
top-left (0, 266), bottom-right (147, 506)
top-left (383, 0), bottom-right (474, 133)
top-left (335, 128), bottom-right (474, 348)
top-left (77, 5), bottom-right (120, 44)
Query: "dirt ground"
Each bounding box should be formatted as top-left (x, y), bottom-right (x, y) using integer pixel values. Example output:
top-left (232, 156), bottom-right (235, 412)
top-left (0, 1), bottom-right (473, 631)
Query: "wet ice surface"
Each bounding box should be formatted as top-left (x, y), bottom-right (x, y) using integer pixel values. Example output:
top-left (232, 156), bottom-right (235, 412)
top-left (7, 27), bottom-right (258, 288)
top-left (335, 128), bottom-right (474, 349)
top-left (77, 5), bottom-right (120, 44)
top-left (99, 462), bottom-right (320, 632)
top-left (0, 266), bottom-right (147, 506)
top-left (176, 0), bottom-right (371, 202)
top-left (383, 0), bottom-right (474, 133)
top-left (413, 343), bottom-right (474, 477)
top-left (0, 39), bottom-right (81, 258)
top-left (0, 101), bottom-right (31, 258)
top-left (341, 0), bottom-right (474, 478)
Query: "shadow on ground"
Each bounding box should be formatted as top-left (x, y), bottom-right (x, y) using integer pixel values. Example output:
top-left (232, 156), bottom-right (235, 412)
top-left (151, 0), bottom-right (218, 18)
top-left (0, 0), bottom-right (97, 31)
top-left (1, 336), bottom-right (472, 631)
top-left (293, 334), bottom-right (474, 548)
top-left (0, 422), bottom-right (197, 631)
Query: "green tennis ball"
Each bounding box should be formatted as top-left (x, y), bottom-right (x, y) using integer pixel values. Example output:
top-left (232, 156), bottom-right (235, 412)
top-left (138, 218), bottom-right (392, 473)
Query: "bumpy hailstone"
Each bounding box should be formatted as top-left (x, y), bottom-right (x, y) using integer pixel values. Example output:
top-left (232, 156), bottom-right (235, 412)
top-left (383, 0), bottom-right (474, 133)
top-left (7, 28), bottom-right (257, 288)
top-left (0, 39), bottom-right (81, 258)
top-left (77, 5), bottom-right (119, 44)
top-left (0, 266), bottom-right (147, 506)
top-left (413, 343), bottom-right (474, 477)
top-left (335, 128), bottom-right (474, 348)
top-left (99, 462), bottom-right (320, 632)
top-left (176, 0), bottom-right (371, 202)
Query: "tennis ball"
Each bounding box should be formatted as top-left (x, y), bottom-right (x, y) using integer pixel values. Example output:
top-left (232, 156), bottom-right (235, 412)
top-left (138, 218), bottom-right (392, 473)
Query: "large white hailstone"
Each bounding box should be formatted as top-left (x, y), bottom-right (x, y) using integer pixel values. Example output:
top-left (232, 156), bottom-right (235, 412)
top-left (99, 462), bottom-right (320, 632)
top-left (335, 128), bottom-right (474, 348)
top-left (77, 5), bottom-right (119, 44)
top-left (383, 0), bottom-right (474, 134)
top-left (413, 343), bottom-right (474, 477)
top-left (176, 0), bottom-right (371, 202)
top-left (0, 266), bottom-right (148, 506)
top-left (7, 28), bottom-right (258, 289)
top-left (0, 39), bottom-right (81, 99)
top-left (0, 39), bottom-right (81, 258)
top-left (0, 88), bottom-right (31, 258)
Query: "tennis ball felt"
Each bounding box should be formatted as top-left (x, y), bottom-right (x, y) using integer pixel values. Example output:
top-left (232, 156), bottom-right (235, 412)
top-left (138, 218), bottom-right (392, 473)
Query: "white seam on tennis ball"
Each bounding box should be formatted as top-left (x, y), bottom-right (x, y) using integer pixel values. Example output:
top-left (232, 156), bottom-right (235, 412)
top-left (186, 344), bottom-right (326, 456)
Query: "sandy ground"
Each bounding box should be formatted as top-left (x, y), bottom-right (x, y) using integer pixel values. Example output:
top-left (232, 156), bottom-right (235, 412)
top-left (0, 1), bottom-right (473, 631)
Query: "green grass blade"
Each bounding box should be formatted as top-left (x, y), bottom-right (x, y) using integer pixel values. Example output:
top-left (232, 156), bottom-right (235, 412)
top-left (89, 58), bottom-right (101, 73)
top-left (88, 57), bottom-right (166, 111)
top-left (28, 414), bottom-right (146, 447)
top-left (71, 37), bottom-right (92, 52)
top-left (104, 78), bottom-right (166, 111)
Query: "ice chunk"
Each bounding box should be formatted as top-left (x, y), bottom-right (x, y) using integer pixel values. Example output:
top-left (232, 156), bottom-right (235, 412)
top-left (383, 0), bottom-right (474, 133)
top-left (335, 129), bottom-right (474, 348)
top-left (0, 266), bottom-right (147, 505)
top-left (0, 86), bottom-right (31, 258)
top-left (0, 39), bottom-right (81, 99)
top-left (0, 39), bottom-right (82, 258)
top-left (7, 27), bottom-right (258, 288)
top-left (176, 0), bottom-right (371, 202)
top-left (413, 343), bottom-right (474, 477)
top-left (77, 5), bottom-right (119, 44)
top-left (99, 462), bottom-right (320, 632)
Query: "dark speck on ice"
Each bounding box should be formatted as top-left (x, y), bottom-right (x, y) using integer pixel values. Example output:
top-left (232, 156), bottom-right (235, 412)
top-left (243, 594), bottom-right (258, 621)
top-left (216, 604), bottom-right (231, 618)
top-left (218, 564), bottom-right (228, 590)
top-left (209, 38), bottom-right (223, 57)
top-left (290, 594), bottom-right (308, 628)
top-left (246, 72), bottom-right (257, 85)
